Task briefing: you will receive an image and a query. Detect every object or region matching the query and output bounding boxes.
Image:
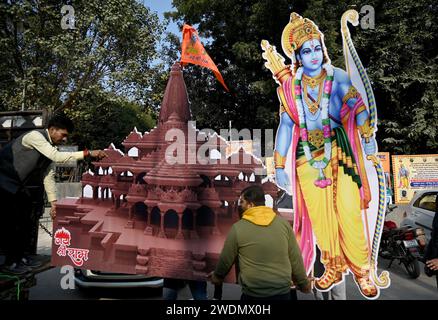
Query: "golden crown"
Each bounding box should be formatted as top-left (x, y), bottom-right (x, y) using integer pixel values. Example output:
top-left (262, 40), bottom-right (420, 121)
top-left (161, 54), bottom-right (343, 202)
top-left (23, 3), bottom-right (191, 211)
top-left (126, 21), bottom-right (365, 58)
top-left (281, 12), bottom-right (322, 59)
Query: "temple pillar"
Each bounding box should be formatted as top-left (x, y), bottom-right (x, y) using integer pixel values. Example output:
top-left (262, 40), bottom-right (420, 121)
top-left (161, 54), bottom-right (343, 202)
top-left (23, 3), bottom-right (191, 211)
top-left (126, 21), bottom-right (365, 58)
top-left (144, 206), bottom-right (153, 235)
top-left (125, 205), bottom-right (135, 228)
top-left (175, 212), bottom-right (184, 239)
top-left (212, 210), bottom-right (221, 236)
top-left (190, 212), bottom-right (199, 240)
top-left (128, 205), bottom-right (134, 220)
top-left (115, 195), bottom-right (120, 209)
top-left (93, 186), bottom-right (98, 200)
top-left (227, 201), bottom-right (233, 218)
top-left (157, 211), bottom-right (166, 238)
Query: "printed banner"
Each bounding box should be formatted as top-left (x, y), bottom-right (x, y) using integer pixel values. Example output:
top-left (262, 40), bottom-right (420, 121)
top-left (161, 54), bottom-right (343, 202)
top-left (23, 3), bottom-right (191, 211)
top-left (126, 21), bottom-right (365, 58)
top-left (392, 154), bottom-right (438, 204)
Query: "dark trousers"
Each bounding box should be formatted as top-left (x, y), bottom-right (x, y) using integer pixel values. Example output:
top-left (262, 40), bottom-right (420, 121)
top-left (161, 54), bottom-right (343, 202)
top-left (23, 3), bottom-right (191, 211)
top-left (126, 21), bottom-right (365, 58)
top-left (241, 292), bottom-right (291, 300)
top-left (0, 188), bottom-right (33, 265)
top-left (163, 278), bottom-right (208, 300)
top-left (290, 289), bottom-right (297, 300)
top-left (213, 284), bottom-right (223, 300)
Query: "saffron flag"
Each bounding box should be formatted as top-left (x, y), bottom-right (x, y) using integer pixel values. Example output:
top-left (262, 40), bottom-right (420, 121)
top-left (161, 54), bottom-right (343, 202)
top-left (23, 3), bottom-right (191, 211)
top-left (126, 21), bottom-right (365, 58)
top-left (180, 24), bottom-right (229, 92)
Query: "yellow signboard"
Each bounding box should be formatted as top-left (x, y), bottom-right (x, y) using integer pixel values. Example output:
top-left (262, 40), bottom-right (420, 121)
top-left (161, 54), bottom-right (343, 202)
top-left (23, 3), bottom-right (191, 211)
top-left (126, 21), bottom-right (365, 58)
top-left (377, 152), bottom-right (391, 174)
top-left (392, 154), bottom-right (438, 204)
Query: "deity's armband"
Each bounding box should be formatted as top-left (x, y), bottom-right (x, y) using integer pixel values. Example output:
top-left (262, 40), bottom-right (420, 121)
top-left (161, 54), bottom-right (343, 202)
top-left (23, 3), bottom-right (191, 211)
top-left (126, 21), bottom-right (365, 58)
top-left (274, 150), bottom-right (286, 169)
top-left (342, 85), bottom-right (360, 105)
top-left (343, 85), bottom-right (368, 117)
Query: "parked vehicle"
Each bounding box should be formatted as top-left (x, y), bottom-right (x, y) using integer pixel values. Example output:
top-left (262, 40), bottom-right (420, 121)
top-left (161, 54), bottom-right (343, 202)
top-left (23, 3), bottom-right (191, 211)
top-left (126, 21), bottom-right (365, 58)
top-left (379, 220), bottom-right (426, 279)
top-left (400, 190), bottom-right (437, 242)
top-left (74, 269), bottom-right (163, 289)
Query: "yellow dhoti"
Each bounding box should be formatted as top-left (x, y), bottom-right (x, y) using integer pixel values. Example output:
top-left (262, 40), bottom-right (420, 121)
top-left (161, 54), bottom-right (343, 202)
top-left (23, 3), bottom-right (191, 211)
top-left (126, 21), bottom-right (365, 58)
top-left (401, 176), bottom-right (409, 189)
top-left (296, 139), bottom-right (370, 277)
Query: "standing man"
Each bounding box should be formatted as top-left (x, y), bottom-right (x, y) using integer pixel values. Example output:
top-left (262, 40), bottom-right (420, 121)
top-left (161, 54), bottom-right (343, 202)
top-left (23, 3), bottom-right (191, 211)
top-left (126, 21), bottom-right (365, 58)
top-left (0, 113), bottom-right (106, 275)
top-left (208, 185), bottom-right (311, 300)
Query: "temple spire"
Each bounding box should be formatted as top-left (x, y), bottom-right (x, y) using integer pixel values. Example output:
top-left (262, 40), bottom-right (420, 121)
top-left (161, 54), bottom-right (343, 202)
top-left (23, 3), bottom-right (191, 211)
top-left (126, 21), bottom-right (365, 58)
top-left (158, 62), bottom-right (191, 125)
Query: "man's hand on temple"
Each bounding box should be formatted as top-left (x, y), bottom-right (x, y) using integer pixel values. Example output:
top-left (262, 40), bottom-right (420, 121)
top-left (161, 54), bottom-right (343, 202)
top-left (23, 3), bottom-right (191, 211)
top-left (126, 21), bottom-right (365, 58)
top-left (90, 150), bottom-right (107, 159)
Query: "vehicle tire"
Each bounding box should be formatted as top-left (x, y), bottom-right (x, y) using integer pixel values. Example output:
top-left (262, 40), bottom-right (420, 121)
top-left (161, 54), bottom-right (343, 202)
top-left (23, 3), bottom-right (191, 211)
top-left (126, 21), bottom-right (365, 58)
top-left (404, 258), bottom-right (421, 279)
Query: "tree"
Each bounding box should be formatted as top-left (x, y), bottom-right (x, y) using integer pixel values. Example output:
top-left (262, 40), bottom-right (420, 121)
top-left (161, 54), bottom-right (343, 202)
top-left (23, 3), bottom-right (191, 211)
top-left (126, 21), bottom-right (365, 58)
top-left (67, 89), bottom-right (155, 151)
top-left (0, 0), bottom-right (165, 113)
top-left (351, 0), bottom-right (438, 154)
top-left (168, 0), bottom-right (438, 154)
top-left (167, 0), bottom-right (304, 136)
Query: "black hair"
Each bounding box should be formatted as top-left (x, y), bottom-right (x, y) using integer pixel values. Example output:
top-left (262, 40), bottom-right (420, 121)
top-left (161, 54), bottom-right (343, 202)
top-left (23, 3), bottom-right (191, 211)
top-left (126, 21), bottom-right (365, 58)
top-left (47, 113), bottom-right (74, 132)
top-left (241, 185), bottom-right (265, 206)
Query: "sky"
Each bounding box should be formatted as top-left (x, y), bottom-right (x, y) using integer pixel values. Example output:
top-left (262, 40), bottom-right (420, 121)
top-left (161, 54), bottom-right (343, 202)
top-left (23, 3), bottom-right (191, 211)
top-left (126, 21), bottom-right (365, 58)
top-left (142, 0), bottom-right (180, 35)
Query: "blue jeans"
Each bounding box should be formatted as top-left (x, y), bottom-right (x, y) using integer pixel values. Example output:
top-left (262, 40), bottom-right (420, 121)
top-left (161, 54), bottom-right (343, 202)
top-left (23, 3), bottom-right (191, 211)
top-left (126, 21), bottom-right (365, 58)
top-left (163, 279), bottom-right (208, 300)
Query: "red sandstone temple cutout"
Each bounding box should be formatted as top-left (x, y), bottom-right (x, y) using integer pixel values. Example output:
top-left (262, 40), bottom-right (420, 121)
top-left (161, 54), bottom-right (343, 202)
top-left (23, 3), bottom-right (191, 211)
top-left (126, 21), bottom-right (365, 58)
top-left (51, 63), bottom-right (278, 281)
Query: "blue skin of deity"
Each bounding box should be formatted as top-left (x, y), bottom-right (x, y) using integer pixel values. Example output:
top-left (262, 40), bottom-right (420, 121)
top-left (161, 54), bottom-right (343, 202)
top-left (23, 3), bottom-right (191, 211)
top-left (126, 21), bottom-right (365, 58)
top-left (275, 39), bottom-right (377, 193)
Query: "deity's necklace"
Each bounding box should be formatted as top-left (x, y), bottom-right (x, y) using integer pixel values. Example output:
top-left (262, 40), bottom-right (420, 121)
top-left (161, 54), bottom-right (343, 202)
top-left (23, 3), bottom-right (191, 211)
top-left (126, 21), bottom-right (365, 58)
top-left (302, 70), bottom-right (326, 114)
top-left (294, 64), bottom-right (334, 188)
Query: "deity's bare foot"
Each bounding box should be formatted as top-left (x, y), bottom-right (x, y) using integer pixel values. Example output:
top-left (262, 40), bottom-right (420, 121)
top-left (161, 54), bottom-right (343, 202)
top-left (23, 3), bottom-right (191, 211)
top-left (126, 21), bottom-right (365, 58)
top-left (314, 269), bottom-right (343, 291)
top-left (354, 276), bottom-right (378, 298)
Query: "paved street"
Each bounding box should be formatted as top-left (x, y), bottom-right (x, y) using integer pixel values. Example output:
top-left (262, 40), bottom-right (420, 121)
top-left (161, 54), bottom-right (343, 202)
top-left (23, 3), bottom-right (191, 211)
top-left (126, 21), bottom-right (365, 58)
top-left (30, 208), bottom-right (438, 300)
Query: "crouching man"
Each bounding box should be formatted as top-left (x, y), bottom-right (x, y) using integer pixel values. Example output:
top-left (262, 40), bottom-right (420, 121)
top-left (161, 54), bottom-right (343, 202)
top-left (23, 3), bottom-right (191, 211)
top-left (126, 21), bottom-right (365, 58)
top-left (0, 113), bottom-right (106, 275)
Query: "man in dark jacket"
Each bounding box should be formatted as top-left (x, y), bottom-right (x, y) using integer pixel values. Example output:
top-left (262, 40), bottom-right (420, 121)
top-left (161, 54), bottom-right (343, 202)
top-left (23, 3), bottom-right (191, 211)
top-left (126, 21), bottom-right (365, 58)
top-left (0, 113), bottom-right (106, 275)
top-left (425, 196), bottom-right (438, 289)
top-left (208, 185), bottom-right (311, 300)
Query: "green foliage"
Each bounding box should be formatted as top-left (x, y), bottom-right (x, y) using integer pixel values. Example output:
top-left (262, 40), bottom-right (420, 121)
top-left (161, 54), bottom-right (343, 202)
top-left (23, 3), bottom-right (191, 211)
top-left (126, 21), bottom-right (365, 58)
top-left (168, 0), bottom-right (438, 154)
top-left (0, 0), bottom-right (165, 111)
top-left (0, 0), bottom-right (165, 148)
top-left (167, 0), bottom-right (300, 132)
top-left (66, 90), bottom-right (155, 151)
top-left (352, 0), bottom-right (438, 154)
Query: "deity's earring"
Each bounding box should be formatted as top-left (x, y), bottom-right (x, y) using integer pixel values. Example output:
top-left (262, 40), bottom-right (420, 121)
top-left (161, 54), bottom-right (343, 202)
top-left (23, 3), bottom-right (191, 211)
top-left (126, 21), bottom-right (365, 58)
top-left (298, 60), bottom-right (302, 66)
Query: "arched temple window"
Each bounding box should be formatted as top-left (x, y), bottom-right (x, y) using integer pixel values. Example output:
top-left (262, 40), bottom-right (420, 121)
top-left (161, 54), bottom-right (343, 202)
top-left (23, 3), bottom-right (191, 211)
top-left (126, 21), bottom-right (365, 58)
top-left (196, 206), bottom-right (215, 227)
top-left (83, 185), bottom-right (93, 198)
top-left (182, 208), bottom-right (194, 230)
top-left (134, 202), bottom-right (147, 221)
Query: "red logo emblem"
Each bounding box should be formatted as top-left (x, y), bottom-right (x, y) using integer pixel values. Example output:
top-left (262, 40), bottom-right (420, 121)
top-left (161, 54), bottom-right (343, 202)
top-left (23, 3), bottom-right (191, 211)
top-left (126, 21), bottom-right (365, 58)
top-left (54, 227), bottom-right (89, 267)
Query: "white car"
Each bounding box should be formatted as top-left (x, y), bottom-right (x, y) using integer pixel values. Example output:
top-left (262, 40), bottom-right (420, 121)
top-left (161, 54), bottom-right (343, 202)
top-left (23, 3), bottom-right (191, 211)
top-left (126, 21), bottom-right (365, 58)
top-left (400, 190), bottom-right (437, 242)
